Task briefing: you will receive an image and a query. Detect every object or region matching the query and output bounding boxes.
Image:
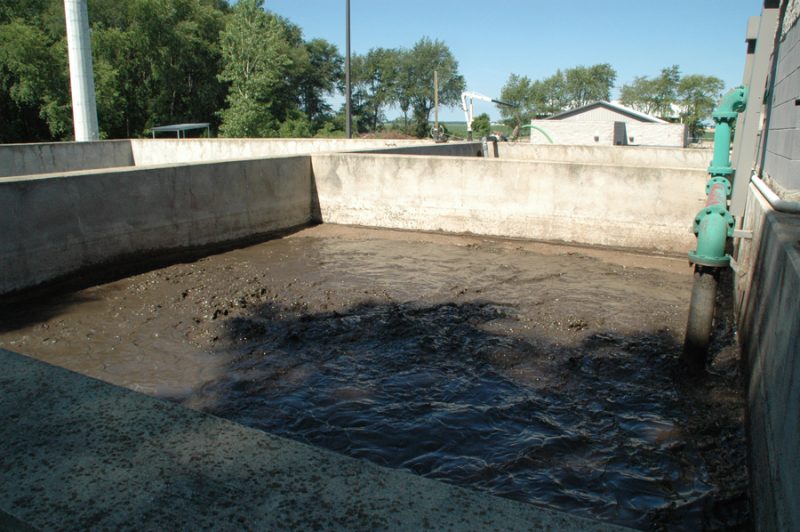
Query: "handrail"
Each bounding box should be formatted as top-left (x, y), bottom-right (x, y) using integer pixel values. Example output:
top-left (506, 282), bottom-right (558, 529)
top-left (751, 174), bottom-right (800, 214)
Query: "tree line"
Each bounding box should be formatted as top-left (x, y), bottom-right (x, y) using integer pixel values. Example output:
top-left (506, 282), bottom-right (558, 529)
top-left (500, 64), bottom-right (724, 138)
top-left (0, 0), bottom-right (464, 142)
top-left (1, 0), bottom-right (724, 143)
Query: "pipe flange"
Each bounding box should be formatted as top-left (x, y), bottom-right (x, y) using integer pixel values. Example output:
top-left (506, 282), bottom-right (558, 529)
top-left (707, 165), bottom-right (734, 177)
top-left (692, 205), bottom-right (736, 237)
top-left (688, 251), bottom-right (731, 268)
top-left (706, 176), bottom-right (732, 196)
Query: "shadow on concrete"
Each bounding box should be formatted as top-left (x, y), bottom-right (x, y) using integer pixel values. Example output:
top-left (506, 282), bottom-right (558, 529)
top-left (0, 223), bottom-right (316, 331)
top-left (171, 297), bottom-right (748, 531)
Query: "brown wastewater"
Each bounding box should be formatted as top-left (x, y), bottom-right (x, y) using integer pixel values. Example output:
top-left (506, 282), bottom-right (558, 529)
top-left (0, 225), bottom-right (748, 530)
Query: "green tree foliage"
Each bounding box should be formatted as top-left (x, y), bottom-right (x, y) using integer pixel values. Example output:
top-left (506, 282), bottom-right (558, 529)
top-left (0, 12), bottom-right (70, 141)
top-left (404, 37), bottom-right (465, 138)
top-left (619, 65), bottom-right (681, 118)
top-left (348, 38), bottom-right (464, 138)
top-left (499, 63), bottom-right (616, 125)
top-left (471, 112), bottom-right (490, 138)
top-left (619, 66), bottom-right (723, 133)
top-left (217, 0), bottom-right (342, 137)
top-left (498, 74), bottom-right (537, 128)
top-left (217, 0), bottom-right (292, 137)
top-left (297, 38), bottom-right (343, 130)
top-left (565, 63), bottom-right (616, 108)
top-left (351, 47), bottom-right (400, 133)
top-left (0, 0), bottom-right (232, 141)
top-left (677, 74), bottom-right (723, 139)
top-left (94, 0), bottom-right (230, 137)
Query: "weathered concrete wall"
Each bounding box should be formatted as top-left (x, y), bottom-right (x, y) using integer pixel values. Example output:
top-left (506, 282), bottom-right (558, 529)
top-left (0, 140), bottom-right (134, 177)
top-left (0, 156), bottom-right (312, 294)
top-left (735, 184), bottom-right (800, 532)
top-left (762, 4), bottom-right (800, 199)
top-left (311, 153), bottom-right (707, 254)
top-left (498, 143), bottom-right (710, 169)
top-left (529, 120), bottom-right (686, 147)
top-left (130, 138), bottom-right (450, 166)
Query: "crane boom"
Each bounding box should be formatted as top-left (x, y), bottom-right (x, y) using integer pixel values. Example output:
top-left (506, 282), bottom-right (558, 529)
top-left (460, 91), bottom-right (516, 140)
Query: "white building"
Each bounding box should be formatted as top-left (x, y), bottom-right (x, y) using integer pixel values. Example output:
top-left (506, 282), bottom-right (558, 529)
top-left (529, 101), bottom-right (688, 147)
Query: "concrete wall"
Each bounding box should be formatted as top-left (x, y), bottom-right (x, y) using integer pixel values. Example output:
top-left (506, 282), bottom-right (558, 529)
top-left (735, 184), bottom-right (800, 532)
top-left (498, 143), bottom-right (710, 169)
top-left (0, 156), bottom-right (312, 295)
top-left (529, 120), bottom-right (686, 148)
top-left (0, 140), bottom-right (133, 177)
top-left (310, 153), bottom-right (707, 254)
top-left (762, 7), bottom-right (800, 199)
top-left (129, 138), bottom-right (464, 166)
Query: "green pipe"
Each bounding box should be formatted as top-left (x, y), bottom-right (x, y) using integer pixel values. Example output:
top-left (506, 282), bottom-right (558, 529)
top-left (683, 86), bottom-right (747, 371)
top-left (521, 124), bottom-right (554, 144)
top-left (710, 121), bottom-right (734, 172)
top-left (708, 86), bottom-right (747, 176)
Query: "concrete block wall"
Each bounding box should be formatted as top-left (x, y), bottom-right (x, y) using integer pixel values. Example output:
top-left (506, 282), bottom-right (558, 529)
top-left (498, 143), bottom-right (710, 169)
top-left (529, 120), bottom-right (615, 146)
top-left (529, 120), bottom-right (686, 147)
top-left (310, 153), bottom-right (707, 254)
top-left (733, 5), bottom-right (800, 530)
top-left (0, 140), bottom-right (134, 177)
top-left (0, 157), bottom-right (313, 294)
top-left (762, 6), bottom-right (800, 199)
top-left (626, 122), bottom-right (688, 148)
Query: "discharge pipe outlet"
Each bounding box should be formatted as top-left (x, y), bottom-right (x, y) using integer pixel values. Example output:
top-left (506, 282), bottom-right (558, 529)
top-left (683, 86), bottom-right (747, 372)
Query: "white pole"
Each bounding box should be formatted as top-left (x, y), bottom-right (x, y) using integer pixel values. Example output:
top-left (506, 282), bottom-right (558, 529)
top-left (64, 0), bottom-right (99, 141)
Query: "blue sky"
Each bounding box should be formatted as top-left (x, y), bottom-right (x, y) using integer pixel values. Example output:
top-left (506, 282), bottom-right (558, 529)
top-left (264, 0), bottom-right (764, 121)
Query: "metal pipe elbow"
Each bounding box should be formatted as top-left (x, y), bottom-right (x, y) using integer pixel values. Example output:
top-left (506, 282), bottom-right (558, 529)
top-left (712, 86), bottom-right (748, 122)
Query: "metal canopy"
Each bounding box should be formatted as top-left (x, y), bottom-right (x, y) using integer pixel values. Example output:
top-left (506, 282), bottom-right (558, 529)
top-left (151, 123), bottom-right (210, 138)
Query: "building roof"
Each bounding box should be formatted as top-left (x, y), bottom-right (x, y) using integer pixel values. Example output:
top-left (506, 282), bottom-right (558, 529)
top-left (547, 101), bottom-right (668, 124)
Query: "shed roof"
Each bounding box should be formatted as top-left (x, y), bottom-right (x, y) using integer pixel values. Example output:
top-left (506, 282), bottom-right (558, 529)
top-left (547, 101), bottom-right (667, 124)
top-left (151, 123), bottom-right (210, 132)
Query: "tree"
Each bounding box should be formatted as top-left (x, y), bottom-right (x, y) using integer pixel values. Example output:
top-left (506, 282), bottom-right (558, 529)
top-left (471, 112), bottom-right (490, 138)
top-left (540, 69), bottom-right (569, 115)
top-left (217, 0), bottom-right (293, 137)
top-left (0, 19), bottom-right (69, 141)
top-left (296, 38), bottom-right (342, 130)
top-left (620, 65), bottom-right (680, 119)
top-left (402, 37), bottom-right (465, 138)
top-left (619, 76), bottom-right (658, 115)
top-left (499, 73), bottom-right (535, 128)
top-left (351, 47), bottom-right (400, 133)
top-left (564, 63), bottom-right (616, 108)
top-left (678, 74), bottom-right (723, 139)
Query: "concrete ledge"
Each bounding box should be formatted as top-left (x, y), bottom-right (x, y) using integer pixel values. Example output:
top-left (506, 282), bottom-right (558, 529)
top-left (311, 153), bottom-right (707, 254)
top-left (0, 140), bottom-right (134, 178)
top-left (130, 138), bottom-right (459, 166)
top-left (0, 348), bottom-right (626, 531)
top-left (0, 156), bottom-right (313, 295)
top-left (498, 143), bottom-right (711, 169)
top-left (357, 142), bottom-right (483, 157)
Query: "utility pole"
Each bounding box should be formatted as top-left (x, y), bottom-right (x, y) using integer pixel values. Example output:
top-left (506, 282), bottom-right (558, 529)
top-left (345, 0), bottom-right (352, 138)
top-left (433, 70), bottom-right (439, 141)
top-left (64, 0), bottom-right (99, 141)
